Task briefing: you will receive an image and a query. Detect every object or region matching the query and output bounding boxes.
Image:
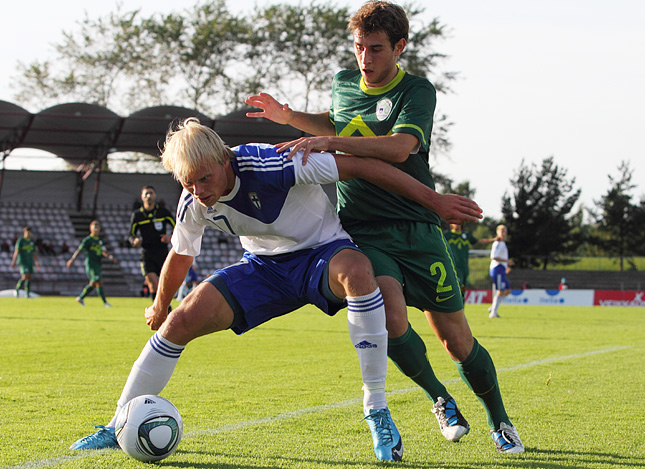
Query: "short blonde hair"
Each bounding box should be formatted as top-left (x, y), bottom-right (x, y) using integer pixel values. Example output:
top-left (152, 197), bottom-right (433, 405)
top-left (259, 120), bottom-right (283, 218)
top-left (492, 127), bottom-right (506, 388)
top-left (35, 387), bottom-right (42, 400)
top-left (161, 118), bottom-right (232, 182)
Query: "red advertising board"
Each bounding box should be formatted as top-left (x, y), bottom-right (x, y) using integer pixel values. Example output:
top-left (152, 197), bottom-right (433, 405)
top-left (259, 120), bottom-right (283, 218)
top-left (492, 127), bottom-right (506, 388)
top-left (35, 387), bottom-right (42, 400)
top-left (464, 289), bottom-right (493, 304)
top-left (593, 290), bottom-right (645, 307)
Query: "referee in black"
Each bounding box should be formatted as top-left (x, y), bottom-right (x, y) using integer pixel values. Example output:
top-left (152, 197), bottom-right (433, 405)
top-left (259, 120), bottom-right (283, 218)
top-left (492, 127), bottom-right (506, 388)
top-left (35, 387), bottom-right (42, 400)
top-left (128, 185), bottom-right (175, 300)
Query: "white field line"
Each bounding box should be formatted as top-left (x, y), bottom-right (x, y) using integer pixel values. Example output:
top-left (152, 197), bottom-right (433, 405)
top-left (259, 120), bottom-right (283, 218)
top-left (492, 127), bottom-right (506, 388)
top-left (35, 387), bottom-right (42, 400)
top-left (4, 345), bottom-right (630, 469)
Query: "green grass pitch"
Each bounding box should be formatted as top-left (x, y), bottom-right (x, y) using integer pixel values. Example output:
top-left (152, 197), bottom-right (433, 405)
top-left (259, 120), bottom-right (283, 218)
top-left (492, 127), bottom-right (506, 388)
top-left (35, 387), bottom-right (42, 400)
top-left (1, 296), bottom-right (643, 468)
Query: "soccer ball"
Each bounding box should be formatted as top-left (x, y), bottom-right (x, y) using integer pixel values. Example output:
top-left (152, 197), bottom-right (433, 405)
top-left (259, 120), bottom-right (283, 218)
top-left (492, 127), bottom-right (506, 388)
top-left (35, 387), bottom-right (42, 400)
top-left (115, 394), bottom-right (183, 462)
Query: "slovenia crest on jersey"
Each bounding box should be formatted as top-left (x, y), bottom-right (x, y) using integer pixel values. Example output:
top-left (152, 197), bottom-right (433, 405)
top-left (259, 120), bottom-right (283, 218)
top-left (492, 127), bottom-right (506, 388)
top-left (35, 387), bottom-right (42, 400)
top-left (249, 192), bottom-right (261, 209)
top-left (376, 98), bottom-right (393, 121)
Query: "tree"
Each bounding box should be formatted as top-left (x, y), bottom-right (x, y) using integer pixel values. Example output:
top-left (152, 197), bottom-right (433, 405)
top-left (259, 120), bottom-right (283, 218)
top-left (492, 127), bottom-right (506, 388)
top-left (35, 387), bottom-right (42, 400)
top-left (501, 156), bottom-right (581, 269)
top-left (10, 1), bottom-right (459, 166)
top-left (12, 2), bottom-right (456, 116)
top-left (146, 0), bottom-right (247, 112)
top-left (14, 7), bottom-right (157, 111)
top-left (246, 3), bottom-right (352, 112)
top-left (590, 161), bottom-right (645, 271)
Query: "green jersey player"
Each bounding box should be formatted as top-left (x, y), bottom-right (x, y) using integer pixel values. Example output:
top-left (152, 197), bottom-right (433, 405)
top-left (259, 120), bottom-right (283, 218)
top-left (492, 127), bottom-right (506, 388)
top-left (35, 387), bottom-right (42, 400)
top-left (67, 220), bottom-right (117, 307)
top-left (444, 223), bottom-right (498, 296)
top-left (246, 0), bottom-right (523, 455)
top-left (10, 226), bottom-right (40, 297)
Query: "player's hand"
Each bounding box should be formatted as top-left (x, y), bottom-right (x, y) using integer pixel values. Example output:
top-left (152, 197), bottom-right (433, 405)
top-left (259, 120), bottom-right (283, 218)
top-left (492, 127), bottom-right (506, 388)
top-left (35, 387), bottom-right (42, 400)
top-left (160, 234), bottom-right (171, 244)
top-left (131, 238), bottom-right (142, 247)
top-left (275, 136), bottom-right (331, 165)
top-left (66, 259), bottom-right (73, 268)
top-left (245, 93), bottom-right (294, 125)
top-left (433, 194), bottom-right (483, 224)
top-left (145, 304), bottom-right (169, 331)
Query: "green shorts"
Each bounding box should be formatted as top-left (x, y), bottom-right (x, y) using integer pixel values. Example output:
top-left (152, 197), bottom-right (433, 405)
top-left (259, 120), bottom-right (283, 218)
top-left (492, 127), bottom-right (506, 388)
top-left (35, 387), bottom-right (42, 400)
top-left (85, 262), bottom-right (103, 283)
top-left (455, 266), bottom-right (469, 288)
top-left (18, 262), bottom-right (35, 275)
top-left (348, 221), bottom-right (463, 313)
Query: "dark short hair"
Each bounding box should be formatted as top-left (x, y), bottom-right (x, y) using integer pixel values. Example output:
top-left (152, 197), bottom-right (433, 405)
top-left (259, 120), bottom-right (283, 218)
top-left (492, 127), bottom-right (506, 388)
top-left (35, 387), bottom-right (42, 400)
top-left (24, 226), bottom-right (31, 231)
top-left (348, 0), bottom-right (409, 48)
top-left (142, 185), bottom-right (156, 192)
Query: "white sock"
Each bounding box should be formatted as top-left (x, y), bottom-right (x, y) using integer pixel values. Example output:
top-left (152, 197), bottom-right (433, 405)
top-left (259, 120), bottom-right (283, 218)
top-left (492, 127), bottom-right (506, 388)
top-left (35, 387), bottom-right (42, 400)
top-left (492, 294), bottom-right (503, 314)
top-left (346, 288), bottom-right (388, 413)
top-left (107, 332), bottom-right (185, 427)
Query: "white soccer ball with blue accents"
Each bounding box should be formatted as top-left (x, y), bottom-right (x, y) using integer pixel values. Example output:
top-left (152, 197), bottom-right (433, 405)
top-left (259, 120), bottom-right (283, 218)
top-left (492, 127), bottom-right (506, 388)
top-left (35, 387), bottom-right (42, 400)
top-left (115, 394), bottom-right (183, 462)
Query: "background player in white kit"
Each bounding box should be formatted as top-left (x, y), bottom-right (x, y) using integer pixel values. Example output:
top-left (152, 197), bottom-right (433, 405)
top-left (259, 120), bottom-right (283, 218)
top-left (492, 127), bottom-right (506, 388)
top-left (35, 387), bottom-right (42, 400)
top-left (489, 224), bottom-right (513, 318)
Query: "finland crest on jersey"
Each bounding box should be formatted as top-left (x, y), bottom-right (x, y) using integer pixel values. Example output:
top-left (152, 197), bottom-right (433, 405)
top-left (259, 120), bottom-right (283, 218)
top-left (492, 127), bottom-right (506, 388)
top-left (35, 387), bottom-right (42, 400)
top-left (171, 143), bottom-right (350, 257)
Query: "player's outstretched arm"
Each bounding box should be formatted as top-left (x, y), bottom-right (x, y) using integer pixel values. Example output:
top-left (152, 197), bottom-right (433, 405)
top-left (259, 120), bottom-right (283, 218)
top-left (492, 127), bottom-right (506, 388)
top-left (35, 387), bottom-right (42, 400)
top-left (334, 154), bottom-right (483, 224)
top-left (245, 93), bottom-right (334, 136)
top-left (66, 248), bottom-right (82, 268)
top-left (277, 132), bottom-right (418, 166)
top-left (145, 249), bottom-right (193, 330)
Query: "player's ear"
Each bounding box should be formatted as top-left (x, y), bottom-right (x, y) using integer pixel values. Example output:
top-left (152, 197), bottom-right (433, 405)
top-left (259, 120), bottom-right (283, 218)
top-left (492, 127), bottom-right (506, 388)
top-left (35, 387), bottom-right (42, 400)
top-left (394, 38), bottom-right (406, 57)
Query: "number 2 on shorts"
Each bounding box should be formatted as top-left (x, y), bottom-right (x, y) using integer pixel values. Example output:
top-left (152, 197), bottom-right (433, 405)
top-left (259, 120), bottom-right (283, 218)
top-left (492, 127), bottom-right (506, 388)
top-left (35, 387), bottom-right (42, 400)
top-left (430, 262), bottom-right (453, 293)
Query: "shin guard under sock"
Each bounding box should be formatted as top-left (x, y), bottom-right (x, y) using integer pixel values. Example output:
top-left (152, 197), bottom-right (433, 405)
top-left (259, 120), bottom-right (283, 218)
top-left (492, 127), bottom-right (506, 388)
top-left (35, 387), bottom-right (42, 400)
top-left (388, 324), bottom-right (449, 402)
top-left (455, 338), bottom-right (509, 428)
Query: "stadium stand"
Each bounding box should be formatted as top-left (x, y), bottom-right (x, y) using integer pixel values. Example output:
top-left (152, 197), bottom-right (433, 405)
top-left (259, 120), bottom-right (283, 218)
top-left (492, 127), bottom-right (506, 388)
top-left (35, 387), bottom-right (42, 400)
top-left (0, 170), bottom-right (244, 297)
top-left (0, 200), bottom-right (244, 297)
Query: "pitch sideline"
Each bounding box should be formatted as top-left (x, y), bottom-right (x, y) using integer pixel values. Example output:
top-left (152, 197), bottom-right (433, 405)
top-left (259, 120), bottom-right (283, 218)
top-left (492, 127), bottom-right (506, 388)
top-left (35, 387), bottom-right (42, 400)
top-left (5, 345), bottom-right (630, 469)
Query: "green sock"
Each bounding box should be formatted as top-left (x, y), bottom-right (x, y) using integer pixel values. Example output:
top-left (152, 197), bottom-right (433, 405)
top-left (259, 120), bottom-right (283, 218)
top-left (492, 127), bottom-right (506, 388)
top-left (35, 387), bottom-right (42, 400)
top-left (388, 324), bottom-right (449, 402)
top-left (16, 279), bottom-right (24, 293)
top-left (97, 286), bottom-right (107, 303)
top-left (80, 285), bottom-right (93, 300)
top-left (25, 280), bottom-right (31, 297)
top-left (455, 338), bottom-right (510, 429)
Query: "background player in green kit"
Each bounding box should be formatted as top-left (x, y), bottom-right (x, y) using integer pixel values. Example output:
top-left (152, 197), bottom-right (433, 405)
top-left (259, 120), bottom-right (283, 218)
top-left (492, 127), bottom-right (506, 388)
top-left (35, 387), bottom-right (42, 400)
top-left (246, 0), bottom-right (524, 454)
top-left (67, 220), bottom-right (117, 307)
top-left (11, 226), bottom-right (40, 297)
top-left (444, 223), bottom-right (498, 297)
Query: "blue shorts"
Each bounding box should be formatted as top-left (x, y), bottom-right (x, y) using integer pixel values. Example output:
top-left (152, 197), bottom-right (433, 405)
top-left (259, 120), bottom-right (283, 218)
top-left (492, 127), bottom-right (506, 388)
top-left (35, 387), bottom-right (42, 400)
top-left (490, 264), bottom-right (510, 291)
top-left (185, 266), bottom-right (199, 283)
top-left (206, 239), bottom-right (359, 335)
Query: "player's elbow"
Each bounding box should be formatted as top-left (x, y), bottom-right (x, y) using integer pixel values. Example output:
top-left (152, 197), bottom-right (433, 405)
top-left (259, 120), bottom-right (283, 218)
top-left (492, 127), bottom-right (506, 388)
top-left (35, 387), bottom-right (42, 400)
top-left (388, 150), bottom-right (410, 164)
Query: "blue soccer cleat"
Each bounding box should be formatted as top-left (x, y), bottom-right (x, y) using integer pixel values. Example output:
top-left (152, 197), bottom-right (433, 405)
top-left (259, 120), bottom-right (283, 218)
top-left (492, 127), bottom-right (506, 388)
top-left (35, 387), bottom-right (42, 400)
top-left (363, 408), bottom-right (403, 461)
top-left (432, 396), bottom-right (470, 442)
top-left (69, 425), bottom-right (118, 451)
top-left (491, 422), bottom-right (525, 454)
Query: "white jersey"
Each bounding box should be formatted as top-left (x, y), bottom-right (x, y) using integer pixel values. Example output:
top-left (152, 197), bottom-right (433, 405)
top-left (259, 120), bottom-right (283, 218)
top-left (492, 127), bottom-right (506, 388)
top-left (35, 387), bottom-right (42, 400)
top-left (171, 144), bottom-right (350, 257)
top-left (489, 240), bottom-right (509, 269)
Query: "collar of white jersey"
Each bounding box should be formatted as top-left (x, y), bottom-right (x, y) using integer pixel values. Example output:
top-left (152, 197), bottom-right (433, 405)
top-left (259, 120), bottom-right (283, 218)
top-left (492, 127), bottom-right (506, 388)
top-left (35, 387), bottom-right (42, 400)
top-left (213, 174), bottom-right (240, 204)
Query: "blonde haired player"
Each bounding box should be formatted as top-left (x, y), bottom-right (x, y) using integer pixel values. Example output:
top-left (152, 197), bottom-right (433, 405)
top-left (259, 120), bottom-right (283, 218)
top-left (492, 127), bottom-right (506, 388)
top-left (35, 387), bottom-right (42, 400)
top-left (69, 118), bottom-right (481, 461)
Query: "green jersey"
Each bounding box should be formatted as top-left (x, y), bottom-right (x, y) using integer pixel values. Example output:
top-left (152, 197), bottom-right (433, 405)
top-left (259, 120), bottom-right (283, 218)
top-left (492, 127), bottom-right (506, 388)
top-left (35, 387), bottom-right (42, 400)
top-left (15, 237), bottom-right (36, 266)
top-left (78, 235), bottom-right (105, 268)
top-left (330, 66), bottom-right (440, 229)
top-left (444, 230), bottom-right (478, 284)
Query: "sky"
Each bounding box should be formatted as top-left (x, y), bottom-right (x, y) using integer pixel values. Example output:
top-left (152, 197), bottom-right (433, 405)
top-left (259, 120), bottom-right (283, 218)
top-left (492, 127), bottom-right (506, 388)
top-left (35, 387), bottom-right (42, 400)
top-left (1, 0), bottom-right (644, 219)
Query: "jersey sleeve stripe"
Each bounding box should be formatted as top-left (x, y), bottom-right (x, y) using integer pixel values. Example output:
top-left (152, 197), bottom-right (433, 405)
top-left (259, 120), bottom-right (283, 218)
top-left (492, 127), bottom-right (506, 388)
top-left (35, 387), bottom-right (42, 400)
top-left (393, 123), bottom-right (427, 146)
top-left (178, 193), bottom-right (194, 223)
